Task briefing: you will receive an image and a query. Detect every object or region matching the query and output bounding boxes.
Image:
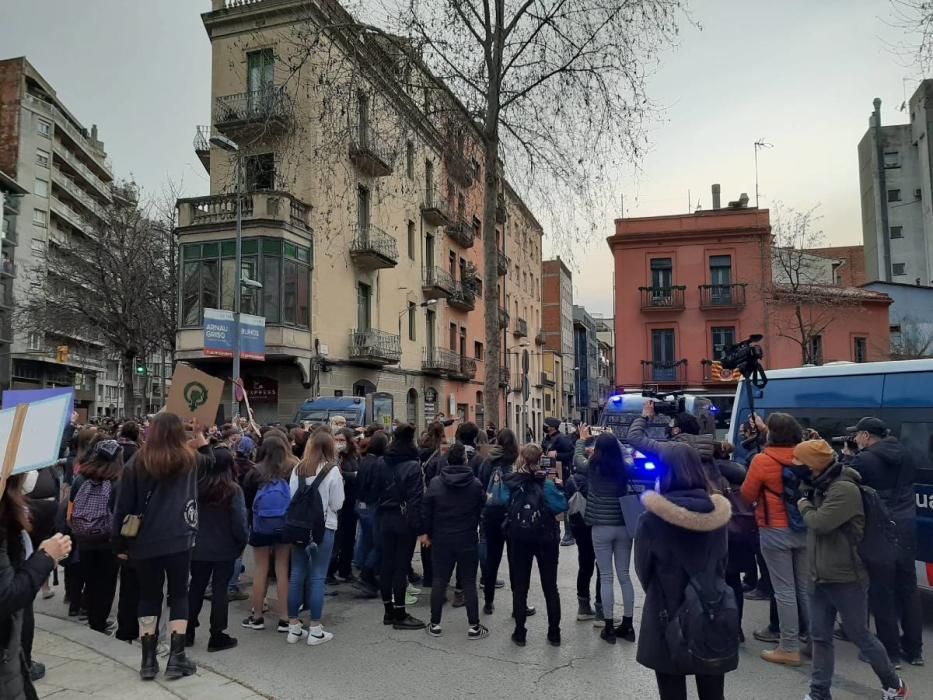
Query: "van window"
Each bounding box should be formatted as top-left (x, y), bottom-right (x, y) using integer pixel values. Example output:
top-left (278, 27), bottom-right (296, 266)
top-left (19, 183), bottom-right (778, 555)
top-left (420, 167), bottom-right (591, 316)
top-left (900, 422), bottom-right (933, 484)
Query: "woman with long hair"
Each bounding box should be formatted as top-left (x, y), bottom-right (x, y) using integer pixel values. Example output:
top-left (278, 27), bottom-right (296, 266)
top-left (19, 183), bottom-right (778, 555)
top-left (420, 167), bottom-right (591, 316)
top-left (329, 427), bottom-right (359, 583)
top-left (69, 437), bottom-right (123, 633)
top-left (635, 442), bottom-right (735, 700)
top-left (285, 430), bottom-right (344, 646)
top-left (186, 447), bottom-right (247, 652)
top-left (477, 427), bottom-right (518, 613)
top-left (112, 413), bottom-right (210, 681)
top-left (0, 474), bottom-right (71, 699)
top-left (241, 434), bottom-right (293, 633)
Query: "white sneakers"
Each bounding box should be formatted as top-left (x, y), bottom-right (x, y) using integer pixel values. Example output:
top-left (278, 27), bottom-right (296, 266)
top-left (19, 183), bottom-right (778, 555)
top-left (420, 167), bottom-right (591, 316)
top-left (286, 623), bottom-right (306, 644)
top-left (287, 622), bottom-right (334, 645)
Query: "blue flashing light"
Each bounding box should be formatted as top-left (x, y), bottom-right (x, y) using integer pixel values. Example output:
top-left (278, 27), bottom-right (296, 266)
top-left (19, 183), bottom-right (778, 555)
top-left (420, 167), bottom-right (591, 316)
top-left (709, 405), bottom-right (719, 414)
top-left (644, 461), bottom-right (656, 471)
top-left (610, 394), bottom-right (623, 404)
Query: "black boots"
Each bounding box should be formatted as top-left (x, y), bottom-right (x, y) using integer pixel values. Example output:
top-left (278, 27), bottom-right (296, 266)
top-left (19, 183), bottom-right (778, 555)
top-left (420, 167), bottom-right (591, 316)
top-left (577, 596), bottom-right (596, 621)
top-left (511, 626), bottom-right (527, 647)
top-left (392, 606), bottom-right (426, 630)
top-left (139, 634), bottom-right (159, 681)
top-left (164, 631), bottom-right (197, 679)
top-left (547, 627), bottom-right (561, 647)
top-left (383, 602), bottom-right (395, 625)
top-left (600, 619), bottom-right (617, 644)
top-left (615, 616), bottom-right (636, 643)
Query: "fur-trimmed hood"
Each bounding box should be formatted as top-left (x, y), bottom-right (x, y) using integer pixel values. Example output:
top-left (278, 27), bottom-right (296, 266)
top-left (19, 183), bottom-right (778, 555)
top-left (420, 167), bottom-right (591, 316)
top-left (641, 489), bottom-right (732, 532)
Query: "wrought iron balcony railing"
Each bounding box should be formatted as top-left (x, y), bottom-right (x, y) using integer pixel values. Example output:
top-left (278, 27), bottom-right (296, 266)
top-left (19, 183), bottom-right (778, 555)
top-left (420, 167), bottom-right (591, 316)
top-left (698, 283), bottom-right (747, 309)
top-left (638, 286), bottom-right (686, 311)
top-left (350, 224), bottom-right (398, 270)
top-left (640, 359), bottom-right (687, 385)
top-left (348, 328), bottom-right (401, 366)
top-left (422, 266), bottom-right (456, 299)
top-left (349, 127), bottom-right (393, 177)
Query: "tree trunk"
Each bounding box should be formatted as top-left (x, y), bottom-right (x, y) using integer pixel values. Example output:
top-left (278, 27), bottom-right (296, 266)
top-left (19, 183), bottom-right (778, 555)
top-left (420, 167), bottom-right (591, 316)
top-left (122, 354), bottom-right (136, 418)
top-left (482, 139), bottom-right (502, 429)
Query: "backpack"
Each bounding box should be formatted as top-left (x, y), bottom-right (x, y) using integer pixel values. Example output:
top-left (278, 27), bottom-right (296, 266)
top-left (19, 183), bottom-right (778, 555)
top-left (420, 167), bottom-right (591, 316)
top-left (506, 481), bottom-right (549, 542)
top-left (71, 480), bottom-right (113, 542)
top-left (721, 482), bottom-right (757, 547)
top-left (486, 465), bottom-right (506, 506)
top-left (852, 483), bottom-right (898, 567)
top-left (282, 464), bottom-right (335, 546)
top-left (763, 463), bottom-right (808, 533)
top-left (661, 558), bottom-right (740, 674)
top-left (252, 479), bottom-right (291, 536)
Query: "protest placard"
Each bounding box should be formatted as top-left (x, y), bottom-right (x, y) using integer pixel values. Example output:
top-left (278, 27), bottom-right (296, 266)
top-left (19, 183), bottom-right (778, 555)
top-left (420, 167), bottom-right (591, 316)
top-left (164, 363), bottom-right (225, 426)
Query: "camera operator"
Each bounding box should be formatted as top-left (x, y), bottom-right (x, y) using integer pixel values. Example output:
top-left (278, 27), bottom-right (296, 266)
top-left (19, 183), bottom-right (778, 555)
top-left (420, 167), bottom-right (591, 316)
top-left (846, 417), bottom-right (923, 668)
top-left (627, 401), bottom-right (715, 463)
top-left (542, 417), bottom-right (576, 547)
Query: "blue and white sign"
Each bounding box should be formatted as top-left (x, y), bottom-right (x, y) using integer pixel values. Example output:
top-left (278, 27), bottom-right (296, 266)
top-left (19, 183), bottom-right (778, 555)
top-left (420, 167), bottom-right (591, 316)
top-left (204, 308), bottom-right (266, 361)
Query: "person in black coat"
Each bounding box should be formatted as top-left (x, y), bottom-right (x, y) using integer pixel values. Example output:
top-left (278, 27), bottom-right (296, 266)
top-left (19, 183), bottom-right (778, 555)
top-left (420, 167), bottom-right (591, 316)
top-left (477, 428), bottom-right (518, 613)
top-left (0, 473), bottom-right (71, 700)
top-left (635, 442), bottom-right (735, 700)
top-left (420, 444), bottom-right (487, 639)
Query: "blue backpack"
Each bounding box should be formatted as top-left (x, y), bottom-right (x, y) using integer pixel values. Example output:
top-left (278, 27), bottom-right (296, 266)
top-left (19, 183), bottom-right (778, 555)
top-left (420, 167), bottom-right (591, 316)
top-left (252, 479), bottom-right (291, 535)
top-left (763, 463), bottom-right (808, 533)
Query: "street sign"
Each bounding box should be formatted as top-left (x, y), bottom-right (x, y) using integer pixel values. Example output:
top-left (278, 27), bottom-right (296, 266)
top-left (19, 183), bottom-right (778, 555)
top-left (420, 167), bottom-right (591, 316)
top-left (522, 376), bottom-right (530, 402)
top-left (522, 349), bottom-right (529, 375)
top-left (204, 308), bottom-right (266, 360)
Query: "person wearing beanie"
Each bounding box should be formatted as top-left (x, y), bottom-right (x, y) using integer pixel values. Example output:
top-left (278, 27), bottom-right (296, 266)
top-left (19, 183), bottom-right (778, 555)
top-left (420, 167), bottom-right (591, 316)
top-left (794, 440), bottom-right (910, 700)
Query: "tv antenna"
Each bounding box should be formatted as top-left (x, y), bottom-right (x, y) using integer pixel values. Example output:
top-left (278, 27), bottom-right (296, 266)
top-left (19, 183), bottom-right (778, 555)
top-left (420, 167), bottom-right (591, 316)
top-left (754, 138), bottom-right (773, 208)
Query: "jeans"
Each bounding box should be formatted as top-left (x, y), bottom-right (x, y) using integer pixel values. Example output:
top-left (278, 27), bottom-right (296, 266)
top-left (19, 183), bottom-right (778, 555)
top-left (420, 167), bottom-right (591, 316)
top-left (379, 511), bottom-right (417, 608)
top-left (592, 524), bottom-right (635, 619)
top-left (809, 581), bottom-right (900, 700)
top-left (510, 534), bottom-right (560, 631)
top-left (431, 541), bottom-right (479, 625)
top-left (288, 528), bottom-right (336, 621)
top-left (569, 521), bottom-right (601, 604)
top-left (353, 503), bottom-right (377, 571)
top-left (228, 557), bottom-right (242, 591)
top-left (137, 550), bottom-right (192, 620)
top-left (759, 527), bottom-right (809, 651)
top-left (330, 497), bottom-right (357, 579)
top-left (80, 548), bottom-right (119, 632)
top-left (188, 560), bottom-right (235, 634)
top-left (655, 672), bottom-right (724, 700)
top-left (867, 520), bottom-right (923, 661)
top-left (482, 511), bottom-right (509, 605)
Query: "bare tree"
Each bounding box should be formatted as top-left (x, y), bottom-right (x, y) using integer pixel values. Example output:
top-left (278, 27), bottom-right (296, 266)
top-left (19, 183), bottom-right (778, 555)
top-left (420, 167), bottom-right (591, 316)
top-left (16, 185), bottom-right (176, 413)
top-left (890, 317), bottom-right (933, 359)
top-left (766, 205), bottom-right (861, 365)
top-left (889, 1), bottom-right (933, 75)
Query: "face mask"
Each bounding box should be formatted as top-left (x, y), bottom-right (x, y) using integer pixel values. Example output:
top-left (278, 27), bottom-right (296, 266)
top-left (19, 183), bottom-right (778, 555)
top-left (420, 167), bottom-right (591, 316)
top-left (336, 443), bottom-right (347, 453)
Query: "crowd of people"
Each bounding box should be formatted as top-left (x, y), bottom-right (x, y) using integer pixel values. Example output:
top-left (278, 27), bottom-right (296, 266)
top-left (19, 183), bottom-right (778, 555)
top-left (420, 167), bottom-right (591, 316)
top-left (0, 402), bottom-right (922, 699)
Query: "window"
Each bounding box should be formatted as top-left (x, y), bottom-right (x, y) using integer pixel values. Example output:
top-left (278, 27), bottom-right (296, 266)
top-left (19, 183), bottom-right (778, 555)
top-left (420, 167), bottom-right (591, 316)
top-left (408, 301), bottom-right (416, 341)
top-left (888, 189), bottom-right (901, 203)
top-left (892, 262), bottom-right (906, 276)
top-left (711, 326), bottom-right (736, 360)
top-left (407, 220), bottom-right (416, 260)
top-left (357, 92), bottom-right (370, 141)
top-left (650, 329), bottom-right (676, 380)
top-left (406, 142), bottom-right (414, 179)
top-left (358, 186), bottom-right (370, 228)
top-left (474, 341), bottom-right (483, 360)
top-left (650, 258), bottom-right (672, 289)
top-left (35, 149), bottom-right (49, 168)
top-left (245, 153), bottom-right (275, 190)
top-left (808, 335), bottom-right (823, 365)
top-left (27, 333), bottom-right (43, 351)
top-left (33, 178), bottom-right (48, 198)
top-left (37, 119), bottom-right (51, 137)
top-left (890, 226), bottom-right (903, 239)
top-left (32, 209), bottom-right (47, 227)
top-left (31, 238), bottom-right (45, 259)
top-left (449, 322), bottom-right (457, 350)
top-left (357, 283), bottom-right (371, 331)
top-left (709, 254), bottom-right (732, 289)
top-left (449, 250), bottom-right (457, 277)
top-left (883, 151), bottom-right (900, 168)
top-left (247, 49), bottom-right (274, 94)
top-left (473, 217), bottom-right (481, 239)
top-left (853, 337), bottom-right (868, 363)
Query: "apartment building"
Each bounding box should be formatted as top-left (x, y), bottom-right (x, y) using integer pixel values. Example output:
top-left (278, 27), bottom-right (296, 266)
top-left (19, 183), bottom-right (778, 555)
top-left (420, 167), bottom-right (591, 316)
top-left (0, 57), bottom-right (118, 417)
top-left (572, 305), bottom-right (600, 423)
top-left (542, 257), bottom-right (574, 419)
top-left (0, 170), bottom-right (25, 391)
top-left (609, 194), bottom-right (891, 394)
top-left (177, 0), bottom-right (542, 425)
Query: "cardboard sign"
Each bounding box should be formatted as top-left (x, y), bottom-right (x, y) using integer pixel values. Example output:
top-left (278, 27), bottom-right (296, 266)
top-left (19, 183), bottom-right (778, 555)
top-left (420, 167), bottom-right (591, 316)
top-left (165, 363), bottom-right (225, 427)
top-left (0, 391), bottom-right (74, 499)
top-left (2, 387), bottom-right (75, 410)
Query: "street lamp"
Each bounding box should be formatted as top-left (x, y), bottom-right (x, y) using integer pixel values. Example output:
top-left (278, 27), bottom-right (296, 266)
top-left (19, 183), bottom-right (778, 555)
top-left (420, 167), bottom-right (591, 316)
top-left (210, 134), bottom-right (245, 420)
top-left (398, 299), bottom-right (437, 338)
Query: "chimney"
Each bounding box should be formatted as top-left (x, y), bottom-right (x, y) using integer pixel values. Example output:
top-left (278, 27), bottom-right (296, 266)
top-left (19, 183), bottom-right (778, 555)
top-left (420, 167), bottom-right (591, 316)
top-left (872, 97), bottom-right (882, 128)
top-left (711, 183), bottom-right (721, 210)
top-left (91, 124), bottom-right (98, 141)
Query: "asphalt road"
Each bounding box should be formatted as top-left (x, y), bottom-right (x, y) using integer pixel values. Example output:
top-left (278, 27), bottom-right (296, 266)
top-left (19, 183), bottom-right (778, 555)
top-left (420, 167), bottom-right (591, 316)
top-left (36, 548), bottom-right (933, 700)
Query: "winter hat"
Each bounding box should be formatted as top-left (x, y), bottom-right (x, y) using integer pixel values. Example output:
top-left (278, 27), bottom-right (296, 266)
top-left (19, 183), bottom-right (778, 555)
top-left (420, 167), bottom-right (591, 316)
top-left (792, 439), bottom-right (835, 471)
top-left (237, 435), bottom-right (255, 456)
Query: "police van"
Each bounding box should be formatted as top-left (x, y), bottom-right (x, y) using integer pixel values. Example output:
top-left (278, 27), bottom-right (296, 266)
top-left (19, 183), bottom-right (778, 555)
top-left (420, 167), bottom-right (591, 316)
top-left (726, 358), bottom-right (933, 590)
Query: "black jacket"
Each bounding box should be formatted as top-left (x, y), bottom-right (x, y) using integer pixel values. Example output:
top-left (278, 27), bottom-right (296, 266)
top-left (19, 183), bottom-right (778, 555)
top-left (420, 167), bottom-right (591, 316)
top-left (0, 531), bottom-right (54, 700)
top-left (421, 464), bottom-right (484, 545)
top-left (634, 488), bottom-right (734, 676)
top-left (375, 443), bottom-right (424, 531)
top-left (112, 447), bottom-right (212, 560)
top-left (356, 453), bottom-right (382, 505)
top-left (574, 441), bottom-right (628, 528)
top-left (849, 437), bottom-right (916, 522)
top-left (541, 431), bottom-right (574, 473)
top-left (193, 486), bottom-right (248, 562)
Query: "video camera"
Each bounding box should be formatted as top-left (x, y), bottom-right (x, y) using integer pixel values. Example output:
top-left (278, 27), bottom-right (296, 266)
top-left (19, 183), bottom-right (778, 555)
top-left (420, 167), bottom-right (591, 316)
top-left (643, 390), bottom-right (686, 417)
top-left (721, 334), bottom-right (765, 377)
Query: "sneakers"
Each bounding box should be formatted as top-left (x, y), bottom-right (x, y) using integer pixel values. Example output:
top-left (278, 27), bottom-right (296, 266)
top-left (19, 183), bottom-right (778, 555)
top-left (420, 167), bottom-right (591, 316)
top-left (494, 579), bottom-right (505, 589)
top-left (452, 590), bottom-right (466, 608)
top-left (428, 623), bottom-right (442, 637)
top-left (744, 588), bottom-right (770, 601)
top-left (559, 534), bottom-right (576, 547)
top-left (207, 632), bottom-right (238, 652)
top-left (903, 655), bottom-right (924, 667)
top-left (286, 622), bottom-right (307, 644)
top-left (241, 615), bottom-right (265, 630)
top-left (576, 596), bottom-right (596, 621)
top-left (468, 624), bottom-right (489, 640)
top-left (753, 626), bottom-right (780, 643)
top-left (306, 626), bottom-right (333, 646)
top-left (406, 582), bottom-right (421, 596)
top-left (859, 651), bottom-right (901, 670)
top-left (761, 647), bottom-right (802, 667)
top-left (882, 680), bottom-right (911, 699)
top-left (483, 602), bottom-right (495, 615)
top-left (276, 619), bottom-right (290, 633)
top-left (405, 591), bottom-right (418, 606)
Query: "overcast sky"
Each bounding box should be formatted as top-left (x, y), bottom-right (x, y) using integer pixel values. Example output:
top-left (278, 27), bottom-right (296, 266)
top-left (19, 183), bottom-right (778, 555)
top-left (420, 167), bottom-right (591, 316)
top-left (0, 0), bottom-right (922, 316)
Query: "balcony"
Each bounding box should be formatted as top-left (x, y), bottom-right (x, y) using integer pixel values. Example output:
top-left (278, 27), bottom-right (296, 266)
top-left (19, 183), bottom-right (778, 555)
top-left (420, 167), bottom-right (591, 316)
top-left (176, 191), bottom-right (312, 234)
top-left (213, 87), bottom-right (291, 138)
top-left (349, 128), bottom-right (393, 177)
top-left (534, 330), bottom-right (546, 346)
top-left (422, 347), bottom-right (461, 375)
top-left (541, 370), bottom-right (556, 387)
top-left (25, 94), bottom-right (113, 181)
top-left (348, 328), bottom-right (401, 366)
top-left (51, 140), bottom-right (112, 201)
top-left (51, 197), bottom-right (95, 237)
top-left (639, 286), bottom-right (686, 311)
top-left (53, 167), bottom-right (106, 221)
top-left (446, 218), bottom-right (474, 248)
top-left (701, 359), bottom-right (741, 383)
top-left (452, 355), bottom-right (477, 381)
top-left (498, 306), bottom-right (510, 330)
top-left (1, 219), bottom-right (16, 247)
top-left (193, 125), bottom-right (211, 172)
top-left (699, 283), bottom-right (747, 310)
top-left (641, 359), bottom-right (688, 386)
top-left (350, 224), bottom-right (398, 270)
top-left (447, 280), bottom-right (476, 311)
top-left (0, 283), bottom-right (13, 310)
top-left (513, 317), bottom-right (528, 338)
top-left (420, 185), bottom-right (451, 227)
top-left (422, 266), bottom-right (456, 299)
top-left (496, 250), bottom-right (509, 276)
top-left (444, 146), bottom-right (474, 187)
top-left (510, 375), bottom-right (524, 393)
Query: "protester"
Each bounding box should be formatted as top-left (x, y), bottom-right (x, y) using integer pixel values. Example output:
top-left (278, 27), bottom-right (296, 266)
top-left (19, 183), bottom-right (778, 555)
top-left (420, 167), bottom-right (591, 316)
top-left (567, 436), bottom-right (602, 624)
top-left (495, 443), bottom-right (567, 647)
top-left (117, 422), bottom-right (141, 464)
top-left (113, 414), bottom-right (209, 680)
top-left (418, 421), bottom-right (449, 588)
top-left (286, 430), bottom-right (344, 646)
top-left (186, 447), bottom-right (247, 652)
top-left (847, 417), bottom-right (923, 667)
top-left (421, 443), bottom-right (487, 639)
top-left (329, 428), bottom-right (359, 584)
top-left (354, 431), bottom-right (387, 595)
top-left (541, 417), bottom-right (575, 547)
top-left (794, 439), bottom-right (910, 700)
top-left (628, 402), bottom-right (715, 463)
top-left (477, 428), bottom-right (518, 614)
top-left (634, 442), bottom-right (735, 700)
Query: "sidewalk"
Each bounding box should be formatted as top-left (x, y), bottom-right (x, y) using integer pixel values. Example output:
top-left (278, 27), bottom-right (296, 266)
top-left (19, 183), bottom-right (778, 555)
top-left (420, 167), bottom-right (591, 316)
top-left (33, 613), bottom-right (267, 699)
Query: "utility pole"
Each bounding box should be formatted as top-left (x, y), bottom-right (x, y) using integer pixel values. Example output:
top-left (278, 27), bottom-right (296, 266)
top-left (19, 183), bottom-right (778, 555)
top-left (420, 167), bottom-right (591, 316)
top-left (754, 138), bottom-right (773, 209)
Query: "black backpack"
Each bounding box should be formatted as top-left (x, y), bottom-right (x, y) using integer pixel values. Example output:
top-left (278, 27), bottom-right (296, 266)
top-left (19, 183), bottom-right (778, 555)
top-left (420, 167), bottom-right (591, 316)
top-left (281, 464), bottom-right (335, 547)
top-left (506, 480), bottom-right (549, 542)
top-left (661, 555), bottom-right (740, 674)
top-left (852, 483), bottom-right (898, 567)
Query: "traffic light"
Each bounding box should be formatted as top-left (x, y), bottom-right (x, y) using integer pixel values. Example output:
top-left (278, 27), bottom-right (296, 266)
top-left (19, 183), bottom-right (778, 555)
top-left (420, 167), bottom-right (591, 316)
top-left (136, 361), bottom-right (147, 376)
